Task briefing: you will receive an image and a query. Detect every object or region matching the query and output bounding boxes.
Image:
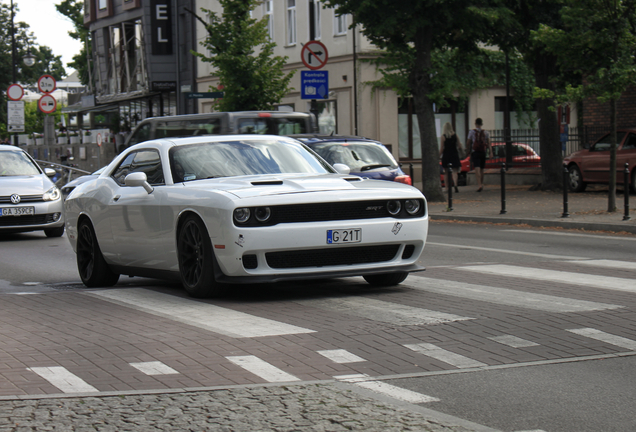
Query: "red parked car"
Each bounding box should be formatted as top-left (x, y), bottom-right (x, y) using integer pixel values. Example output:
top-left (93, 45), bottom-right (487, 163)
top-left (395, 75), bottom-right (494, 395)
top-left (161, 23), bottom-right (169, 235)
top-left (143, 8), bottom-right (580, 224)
top-left (441, 142), bottom-right (540, 186)
top-left (563, 129), bottom-right (636, 193)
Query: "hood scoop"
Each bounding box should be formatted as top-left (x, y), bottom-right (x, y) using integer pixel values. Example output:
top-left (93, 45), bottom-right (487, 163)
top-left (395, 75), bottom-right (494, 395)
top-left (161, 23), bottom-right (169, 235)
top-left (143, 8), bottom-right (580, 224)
top-left (344, 177), bottom-right (362, 182)
top-left (251, 180), bottom-right (284, 186)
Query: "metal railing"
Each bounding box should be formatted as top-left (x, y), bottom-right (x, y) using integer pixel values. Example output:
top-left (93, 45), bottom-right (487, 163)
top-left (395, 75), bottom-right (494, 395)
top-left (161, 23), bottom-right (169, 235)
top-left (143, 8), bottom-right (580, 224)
top-left (36, 160), bottom-right (92, 188)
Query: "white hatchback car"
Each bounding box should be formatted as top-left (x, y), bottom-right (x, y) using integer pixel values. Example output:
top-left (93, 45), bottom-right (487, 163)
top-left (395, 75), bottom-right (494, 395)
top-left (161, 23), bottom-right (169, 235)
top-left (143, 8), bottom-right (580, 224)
top-left (0, 146), bottom-right (64, 237)
top-left (64, 135), bottom-right (428, 297)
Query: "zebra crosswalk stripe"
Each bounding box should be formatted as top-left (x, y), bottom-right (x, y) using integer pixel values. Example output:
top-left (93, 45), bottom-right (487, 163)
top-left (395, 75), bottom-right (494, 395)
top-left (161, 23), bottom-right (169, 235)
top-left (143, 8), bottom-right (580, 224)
top-left (27, 366), bottom-right (99, 393)
top-left (404, 343), bottom-right (487, 368)
top-left (564, 259), bottom-right (636, 270)
top-left (335, 374), bottom-right (439, 403)
top-left (456, 264), bottom-right (636, 293)
top-left (227, 355), bottom-right (301, 382)
top-left (129, 361), bottom-right (179, 375)
top-left (567, 328), bottom-right (636, 351)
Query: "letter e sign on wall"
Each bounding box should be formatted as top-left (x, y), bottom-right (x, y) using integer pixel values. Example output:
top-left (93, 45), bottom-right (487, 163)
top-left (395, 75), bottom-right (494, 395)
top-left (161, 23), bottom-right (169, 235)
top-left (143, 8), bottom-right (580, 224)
top-left (151, 0), bottom-right (173, 55)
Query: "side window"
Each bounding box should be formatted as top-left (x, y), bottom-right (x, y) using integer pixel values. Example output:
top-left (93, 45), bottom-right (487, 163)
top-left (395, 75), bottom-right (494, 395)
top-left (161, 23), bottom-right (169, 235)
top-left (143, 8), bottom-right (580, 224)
top-left (622, 134), bottom-right (636, 150)
top-left (111, 153), bottom-right (136, 185)
top-left (112, 150), bottom-right (164, 186)
top-left (127, 123), bottom-right (152, 146)
top-left (513, 145), bottom-right (527, 156)
top-left (593, 132), bottom-right (626, 152)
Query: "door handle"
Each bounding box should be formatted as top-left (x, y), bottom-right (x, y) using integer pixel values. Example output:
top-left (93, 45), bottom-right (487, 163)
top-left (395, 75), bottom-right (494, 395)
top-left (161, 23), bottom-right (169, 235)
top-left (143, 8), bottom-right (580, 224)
top-left (113, 195), bottom-right (121, 202)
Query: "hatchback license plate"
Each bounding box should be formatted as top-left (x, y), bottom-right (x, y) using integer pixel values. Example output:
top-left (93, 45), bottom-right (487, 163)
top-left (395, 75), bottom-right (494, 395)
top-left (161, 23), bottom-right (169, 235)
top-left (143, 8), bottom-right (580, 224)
top-left (1, 206), bottom-right (34, 216)
top-left (327, 228), bottom-right (361, 244)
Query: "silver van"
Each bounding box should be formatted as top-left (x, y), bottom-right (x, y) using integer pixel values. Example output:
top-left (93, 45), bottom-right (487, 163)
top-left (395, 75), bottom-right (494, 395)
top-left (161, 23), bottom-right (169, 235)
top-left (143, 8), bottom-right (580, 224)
top-left (122, 111), bottom-right (317, 152)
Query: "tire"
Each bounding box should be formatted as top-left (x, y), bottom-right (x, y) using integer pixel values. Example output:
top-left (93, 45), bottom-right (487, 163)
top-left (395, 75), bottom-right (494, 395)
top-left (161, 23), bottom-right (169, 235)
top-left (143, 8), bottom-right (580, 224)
top-left (568, 165), bottom-right (587, 192)
top-left (44, 226), bottom-right (65, 238)
top-left (177, 215), bottom-right (227, 298)
top-left (77, 220), bottom-right (120, 287)
top-left (363, 271), bottom-right (409, 287)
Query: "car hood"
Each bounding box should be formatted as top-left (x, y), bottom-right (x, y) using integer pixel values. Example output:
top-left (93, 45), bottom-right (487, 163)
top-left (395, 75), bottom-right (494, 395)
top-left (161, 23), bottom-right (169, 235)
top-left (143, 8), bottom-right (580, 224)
top-left (0, 175), bottom-right (53, 195)
top-left (183, 173), bottom-right (413, 199)
top-left (564, 149), bottom-right (586, 161)
top-left (62, 175), bottom-right (98, 190)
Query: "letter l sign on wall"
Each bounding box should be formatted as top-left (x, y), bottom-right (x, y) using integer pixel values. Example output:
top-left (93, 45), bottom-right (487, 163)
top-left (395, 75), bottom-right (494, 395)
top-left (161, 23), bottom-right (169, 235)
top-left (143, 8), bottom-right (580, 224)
top-left (151, 0), bottom-right (173, 55)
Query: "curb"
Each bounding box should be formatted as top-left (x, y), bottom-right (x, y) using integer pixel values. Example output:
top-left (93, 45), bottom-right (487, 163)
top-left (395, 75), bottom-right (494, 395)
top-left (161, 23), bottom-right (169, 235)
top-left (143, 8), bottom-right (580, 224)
top-left (430, 214), bottom-right (636, 235)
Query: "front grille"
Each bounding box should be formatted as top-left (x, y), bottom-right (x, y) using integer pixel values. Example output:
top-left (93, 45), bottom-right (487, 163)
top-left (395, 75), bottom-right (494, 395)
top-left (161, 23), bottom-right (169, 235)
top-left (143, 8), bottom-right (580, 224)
top-left (0, 213), bottom-right (60, 227)
top-left (0, 195), bottom-right (43, 204)
top-left (266, 244), bottom-right (400, 269)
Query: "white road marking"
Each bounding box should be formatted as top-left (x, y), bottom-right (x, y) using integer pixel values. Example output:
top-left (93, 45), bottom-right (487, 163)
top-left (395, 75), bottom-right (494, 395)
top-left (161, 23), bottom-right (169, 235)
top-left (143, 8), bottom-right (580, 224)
top-left (567, 328), bottom-right (636, 351)
top-left (488, 335), bottom-right (540, 348)
top-left (457, 264), bottom-right (636, 293)
top-left (427, 242), bottom-right (585, 260)
top-left (129, 361), bottom-right (179, 375)
top-left (335, 374), bottom-right (439, 403)
top-left (226, 355), bottom-right (300, 382)
top-left (506, 229), bottom-right (636, 241)
top-left (318, 349), bottom-right (366, 364)
top-left (297, 297), bottom-right (472, 326)
top-left (27, 367), bottom-right (98, 393)
top-left (404, 343), bottom-right (487, 369)
top-left (405, 277), bottom-right (620, 313)
top-left (88, 289), bottom-right (315, 338)
top-left (564, 259), bottom-right (636, 270)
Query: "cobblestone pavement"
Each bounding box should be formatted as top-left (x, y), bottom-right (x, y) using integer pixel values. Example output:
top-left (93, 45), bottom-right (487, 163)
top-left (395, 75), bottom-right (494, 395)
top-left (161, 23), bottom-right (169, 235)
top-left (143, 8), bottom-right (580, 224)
top-left (0, 383), bottom-right (479, 432)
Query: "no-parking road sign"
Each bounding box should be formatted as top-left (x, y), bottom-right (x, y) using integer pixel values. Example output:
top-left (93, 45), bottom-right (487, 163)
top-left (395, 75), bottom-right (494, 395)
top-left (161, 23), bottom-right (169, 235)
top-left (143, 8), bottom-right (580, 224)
top-left (301, 40), bottom-right (328, 70)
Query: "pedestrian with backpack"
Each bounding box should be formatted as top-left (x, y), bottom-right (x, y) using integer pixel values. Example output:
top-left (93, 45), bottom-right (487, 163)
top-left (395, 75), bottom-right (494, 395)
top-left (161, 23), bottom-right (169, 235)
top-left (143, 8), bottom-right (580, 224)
top-left (466, 118), bottom-right (491, 192)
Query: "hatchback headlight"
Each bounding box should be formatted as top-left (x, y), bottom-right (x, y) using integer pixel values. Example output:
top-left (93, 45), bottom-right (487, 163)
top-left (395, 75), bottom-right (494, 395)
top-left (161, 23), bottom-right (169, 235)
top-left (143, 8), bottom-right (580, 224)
top-left (233, 208), bottom-right (251, 224)
top-left (43, 186), bottom-right (61, 201)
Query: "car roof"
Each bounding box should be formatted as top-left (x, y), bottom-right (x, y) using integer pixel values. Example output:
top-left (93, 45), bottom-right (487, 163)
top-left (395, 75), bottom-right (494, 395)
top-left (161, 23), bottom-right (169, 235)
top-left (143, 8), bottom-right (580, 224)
top-left (137, 111), bottom-right (313, 124)
top-left (289, 134), bottom-right (381, 144)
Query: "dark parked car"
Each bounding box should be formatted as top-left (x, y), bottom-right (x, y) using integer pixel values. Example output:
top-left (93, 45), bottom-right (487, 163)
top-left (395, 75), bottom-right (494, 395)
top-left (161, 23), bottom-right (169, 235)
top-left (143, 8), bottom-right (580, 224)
top-left (292, 135), bottom-right (412, 185)
top-left (564, 129), bottom-right (636, 193)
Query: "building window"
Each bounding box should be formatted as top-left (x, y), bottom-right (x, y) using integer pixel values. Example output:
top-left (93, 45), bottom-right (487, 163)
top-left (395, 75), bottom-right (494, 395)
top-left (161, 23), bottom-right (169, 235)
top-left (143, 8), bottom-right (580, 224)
top-left (98, 0), bottom-right (108, 10)
top-left (309, 1), bottom-right (321, 40)
top-left (264, 0), bottom-right (273, 40)
top-left (287, 0), bottom-right (297, 45)
top-left (334, 10), bottom-right (347, 36)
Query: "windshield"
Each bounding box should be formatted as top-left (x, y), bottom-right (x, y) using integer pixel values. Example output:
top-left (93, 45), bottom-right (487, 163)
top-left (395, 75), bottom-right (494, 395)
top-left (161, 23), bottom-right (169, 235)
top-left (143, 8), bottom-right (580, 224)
top-left (309, 141), bottom-right (398, 171)
top-left (0, 151), bottom-right (41, 176)
top-left (169, 138), bottom-right (333, 182)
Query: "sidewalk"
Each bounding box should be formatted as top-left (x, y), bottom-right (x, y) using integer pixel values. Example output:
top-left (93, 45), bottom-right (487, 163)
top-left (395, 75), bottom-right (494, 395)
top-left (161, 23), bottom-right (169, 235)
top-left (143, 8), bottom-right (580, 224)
top-left (428, 183), bottom-right (636, 235)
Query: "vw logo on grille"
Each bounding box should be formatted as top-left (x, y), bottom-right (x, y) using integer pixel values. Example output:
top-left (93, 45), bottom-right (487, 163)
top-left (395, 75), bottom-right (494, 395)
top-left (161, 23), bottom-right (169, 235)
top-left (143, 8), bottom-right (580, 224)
top-left (10, 194), bottom-right (21, 204)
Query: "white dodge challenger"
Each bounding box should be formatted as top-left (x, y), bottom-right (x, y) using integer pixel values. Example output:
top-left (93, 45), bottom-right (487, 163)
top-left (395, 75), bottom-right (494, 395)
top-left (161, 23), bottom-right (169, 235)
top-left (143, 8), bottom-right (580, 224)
top-left (64, 135), bottom-right (428, 297)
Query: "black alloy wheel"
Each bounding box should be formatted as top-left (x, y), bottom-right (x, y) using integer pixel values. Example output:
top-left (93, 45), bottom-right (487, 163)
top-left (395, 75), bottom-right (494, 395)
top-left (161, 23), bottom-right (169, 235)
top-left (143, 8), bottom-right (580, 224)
top-left (77, 220), bottom-right (119, 287)
top-left (177, 215), bottom-right (226, 298)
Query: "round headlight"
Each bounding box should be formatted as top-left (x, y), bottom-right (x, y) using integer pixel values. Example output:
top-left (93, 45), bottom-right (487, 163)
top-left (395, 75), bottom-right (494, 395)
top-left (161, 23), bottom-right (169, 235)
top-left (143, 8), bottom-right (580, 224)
top-left (254, 207), bottom-right (271, 222)
top-left (233, 208), bottom-right (251, 224)
top-left (387, 200), bottom-right (402, 216)
top-left (405, 199), bottom-right (421, 215)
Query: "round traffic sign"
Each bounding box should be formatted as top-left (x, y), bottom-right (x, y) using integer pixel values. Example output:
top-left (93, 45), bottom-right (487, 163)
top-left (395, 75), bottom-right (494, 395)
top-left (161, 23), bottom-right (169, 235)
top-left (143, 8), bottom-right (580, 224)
top-left (301, 40), bottom-right (329, 70)
top-left (38, 74), bottom-right (57, 94)
top-left (97, 133), bottom-right (103, 147)
top-left (38, 94), bottom-right (57, 114)
top-left (7, 84), bottom-right (24, 101)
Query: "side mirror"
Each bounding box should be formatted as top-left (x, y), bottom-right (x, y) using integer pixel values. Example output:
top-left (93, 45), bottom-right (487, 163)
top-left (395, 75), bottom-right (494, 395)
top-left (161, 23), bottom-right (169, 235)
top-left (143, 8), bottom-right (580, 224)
top-left (44, 168), bottom-right (56, 177)
top-left (125, 172), bottom-right (153, 194)
top-left (332, 163), bottom-right (351, 174)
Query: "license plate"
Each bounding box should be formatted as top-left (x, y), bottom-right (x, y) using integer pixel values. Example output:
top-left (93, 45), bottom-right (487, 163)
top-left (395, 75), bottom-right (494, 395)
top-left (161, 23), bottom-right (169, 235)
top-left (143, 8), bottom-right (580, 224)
top-left (327, 228), bottom-right (361, 244)
top-left (1, 206), bottom-right (34, 216)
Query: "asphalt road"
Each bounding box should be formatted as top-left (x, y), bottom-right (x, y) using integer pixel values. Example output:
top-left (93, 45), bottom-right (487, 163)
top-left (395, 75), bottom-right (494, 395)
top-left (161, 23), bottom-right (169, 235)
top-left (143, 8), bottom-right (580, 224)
top-left (1, 222), bottom-right (636, 431)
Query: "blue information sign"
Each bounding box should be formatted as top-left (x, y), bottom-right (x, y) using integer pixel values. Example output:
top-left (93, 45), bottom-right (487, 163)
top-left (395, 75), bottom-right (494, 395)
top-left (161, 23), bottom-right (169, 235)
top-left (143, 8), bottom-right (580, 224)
top-left (301, 71), bottom-right (329, 100)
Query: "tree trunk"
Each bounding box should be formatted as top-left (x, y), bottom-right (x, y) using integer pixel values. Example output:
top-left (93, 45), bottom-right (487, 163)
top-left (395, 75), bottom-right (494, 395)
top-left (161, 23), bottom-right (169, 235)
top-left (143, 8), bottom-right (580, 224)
top-left (409, 27), bottom-right (445, 202)
top-left (534, 53), bottom-right (562, 190)
top-left (608, 98), bottom-right (617, 212)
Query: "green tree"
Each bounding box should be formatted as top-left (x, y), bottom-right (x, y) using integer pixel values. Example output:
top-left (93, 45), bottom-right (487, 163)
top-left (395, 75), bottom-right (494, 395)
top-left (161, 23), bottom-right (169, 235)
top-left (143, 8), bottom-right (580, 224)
top-left (56, 0), bottom-right (91, 86)
top-left (533, 0), bottom-right (636, 211)
top-left (324, 0), bottom-right (512, 202)
top-left (187, 0), bottom-right (295, 111)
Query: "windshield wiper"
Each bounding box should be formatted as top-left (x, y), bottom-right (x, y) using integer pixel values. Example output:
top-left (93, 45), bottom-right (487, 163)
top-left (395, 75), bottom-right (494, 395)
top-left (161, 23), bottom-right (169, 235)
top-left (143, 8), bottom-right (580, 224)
top-left (360, 164), bottom-right (391, 171)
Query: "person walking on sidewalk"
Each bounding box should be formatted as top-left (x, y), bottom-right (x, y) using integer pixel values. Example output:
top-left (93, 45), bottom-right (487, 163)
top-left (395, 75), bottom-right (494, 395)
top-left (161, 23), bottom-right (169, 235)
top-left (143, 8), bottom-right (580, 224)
top-left (440, 122), bottom-right (462, 193)
top-left (466, 118), bottom-right (491, 192)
